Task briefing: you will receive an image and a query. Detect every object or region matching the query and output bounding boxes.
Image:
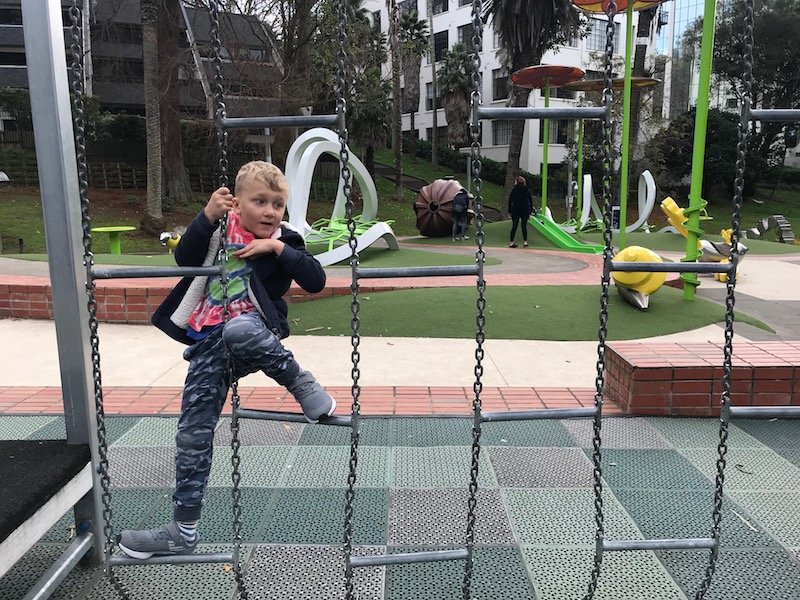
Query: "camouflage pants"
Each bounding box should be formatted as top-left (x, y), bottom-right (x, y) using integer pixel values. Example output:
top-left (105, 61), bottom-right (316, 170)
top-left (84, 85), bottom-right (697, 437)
top-left (173, 311), bottom-right (300, 521)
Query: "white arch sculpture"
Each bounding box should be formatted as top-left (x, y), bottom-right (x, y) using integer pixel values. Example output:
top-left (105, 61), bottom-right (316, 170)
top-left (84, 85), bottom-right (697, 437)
top-left (563, 170), bottom-right (656, 234)
top-left (283, 128), bottom-right (398, 266)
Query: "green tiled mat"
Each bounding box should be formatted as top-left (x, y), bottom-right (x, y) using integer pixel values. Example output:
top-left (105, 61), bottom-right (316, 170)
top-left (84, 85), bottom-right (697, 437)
top-left (597, 449), bottom-right (713, 490)
top-left (112, 416), bottom-right (179, 447)
top-left (245, 545), bottom-right (385, 600)
top-left (107, 446), bottom-right (176, 487)
top-left (488, 447), bottom-right (593, 487)
top-left (208, 446), bottom-right (293, 487)
top-left (648, 418), bottom-right (762, 449)
top-left (389, 488), bottom-right (514, 545)
top-left (144, 487), bottom-right (277, 543)
top-left (614, 488), bottom-right (778, 549)
top-left (480, 419), bottom-right (576, 447)
top-left (524, 547), bottom-right (685, 599)
top-left (733, 419), bottom-right (800, 450)
top-left (562, 417), bottom-right (672, 449)
top-left (214, 417), bottom-right (304, 447)
top-left (504, 489), bottom-right (641, 546)
top-left (28, 416), bottom-right (141, 443)
top-left (260, 488), bottom-right (388, 545)
top-left (680, 447), bottom-right (800, 491)
top-left (394, 446), bottom-right (497, 488)
top-left (283, 446), bottom-right (391, 488)
top-left (390, 418), bottom-right (472, 447)
top-left (386, 546), bottom-right (534, 600)
top-left (0, 416), bottom-right (57, 440)
top-left (0, 543), bottom-right (100, 600)
top-left (660, 548), bottom-right (800, 599)
top-left (729, 490), bottom-right (800, 547)
top-left (298, 417), bottom-right (391, 447)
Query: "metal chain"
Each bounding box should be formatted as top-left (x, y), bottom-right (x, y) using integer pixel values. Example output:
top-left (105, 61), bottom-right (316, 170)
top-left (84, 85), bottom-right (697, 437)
top-left (693, 0), bottom-right (751, 595)
top-left (461, 2), bottom-right (485, 598)
top-left (582, 4), bottom-right (618, 599)
top-left (209, 3), bottom-right (247, 598)
top-left (337, 0), bottom-right (360, 598)
top-left (68, 3), bottom-right (131, 597)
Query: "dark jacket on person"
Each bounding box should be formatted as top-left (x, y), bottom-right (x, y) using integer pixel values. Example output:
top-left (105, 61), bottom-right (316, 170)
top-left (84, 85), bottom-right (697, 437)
top-left (152, 210), bottom-right (326, 345)
top-left (508, 183), bottom-right (534, 217)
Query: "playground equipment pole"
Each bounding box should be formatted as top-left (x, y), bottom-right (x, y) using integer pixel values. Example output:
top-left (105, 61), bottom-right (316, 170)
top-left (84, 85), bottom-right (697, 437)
top-left (683, 0), bottom-right (717, 301)
top-left (541, 79), bottom-right (551, 212)
top-left (576, 119), bottom-right (584, 220)
top-left (618, 1), bottom-right (635, 249)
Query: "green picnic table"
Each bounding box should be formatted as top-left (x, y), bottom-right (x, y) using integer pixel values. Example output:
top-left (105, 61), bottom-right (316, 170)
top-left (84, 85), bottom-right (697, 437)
top-left (91, 225), bottom-right (136, 255)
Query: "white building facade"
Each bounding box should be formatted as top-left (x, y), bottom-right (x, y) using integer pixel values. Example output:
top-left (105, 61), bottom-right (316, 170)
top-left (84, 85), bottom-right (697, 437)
top-left (365, 0), bottom-right (636, 184)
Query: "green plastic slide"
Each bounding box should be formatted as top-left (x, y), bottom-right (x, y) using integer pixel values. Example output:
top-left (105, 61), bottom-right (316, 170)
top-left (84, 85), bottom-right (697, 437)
top-left (528, 214), bottom-right (604, 255)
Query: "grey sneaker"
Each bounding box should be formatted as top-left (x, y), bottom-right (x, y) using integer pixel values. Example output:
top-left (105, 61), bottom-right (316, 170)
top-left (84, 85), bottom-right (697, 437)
top-left (288, 370), bottom-right (336, 423)
top-left (118, 522), bottom-right (197, 560)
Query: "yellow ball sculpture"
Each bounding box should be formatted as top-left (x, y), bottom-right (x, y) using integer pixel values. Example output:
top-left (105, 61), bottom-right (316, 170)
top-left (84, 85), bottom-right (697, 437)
top-left (611, 246), bottom-right (666, 295)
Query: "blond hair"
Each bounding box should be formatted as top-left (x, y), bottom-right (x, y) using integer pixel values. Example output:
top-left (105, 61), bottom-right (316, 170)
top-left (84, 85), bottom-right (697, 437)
top-left (235, 161), bottom-right (288, 194)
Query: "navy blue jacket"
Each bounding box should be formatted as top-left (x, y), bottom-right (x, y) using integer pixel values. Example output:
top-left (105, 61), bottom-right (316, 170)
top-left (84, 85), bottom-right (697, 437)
top-left (152, 211), bottom-right (325, 345)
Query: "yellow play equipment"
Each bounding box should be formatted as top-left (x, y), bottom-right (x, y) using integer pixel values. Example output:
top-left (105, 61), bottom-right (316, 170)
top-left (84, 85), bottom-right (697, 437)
top-left (660, 196), bottom-right (712, 240)
top-left (611, 245), bottom-right (667, 295)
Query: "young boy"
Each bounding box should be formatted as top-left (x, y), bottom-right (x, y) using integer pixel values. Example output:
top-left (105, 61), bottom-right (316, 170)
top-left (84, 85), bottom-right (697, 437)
top-left (118, 161), bottom-right (335, 559)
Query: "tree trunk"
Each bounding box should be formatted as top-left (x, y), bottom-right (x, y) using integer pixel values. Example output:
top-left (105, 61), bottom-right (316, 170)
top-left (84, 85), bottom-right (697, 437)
top-left (628, 7), bottom-right (655, 183)
top-left (366, 145), bottom-right (375, 176)
top-left (159, 0), bottom-right (193, 206)
top-left (427, 0), bottom-right (437, 166)
top-left (409, 111), bottom-right (416, 158)
top-left (141, 0), bottom-right (164, 233)
top-left (503, 85), bottom-right (532, 215)
top-left (388, 0), bottom-right (403, 198)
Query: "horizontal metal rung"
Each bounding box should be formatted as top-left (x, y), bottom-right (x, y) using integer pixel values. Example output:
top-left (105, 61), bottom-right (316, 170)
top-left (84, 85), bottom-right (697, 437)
top-left (222, 114), bottom-right (338, 129)
top-left (730, 406), bottom-right (800, 419)
top-left (478, 106), bottom-right (607, 121)
top-left (91, 265), bottom-right (223, 280)
top-left (349, 548), bottom-right (469, 568)
top-left (610, 261), bottom-right (733, 274)
top-left (481, 407), bottom-right (597, 422)
top-left (109, 552), bottom-right (234, 567)
top-left (357, 265), bottom-right (479, 279)
top-left (234, 407), bottom-right (351, 427)
top-left (748, 108), bottom-right (800, 122)
top-left (603, 537), bottom-right (717, 552)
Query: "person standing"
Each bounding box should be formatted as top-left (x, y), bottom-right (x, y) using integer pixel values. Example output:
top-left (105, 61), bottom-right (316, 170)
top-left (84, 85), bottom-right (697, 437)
top-left (508, 175), bottom-right (533, 248)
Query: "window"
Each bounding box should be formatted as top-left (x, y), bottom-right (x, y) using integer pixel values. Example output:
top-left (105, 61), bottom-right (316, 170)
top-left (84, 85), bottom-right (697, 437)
top-left (425, 82), bottom-right (442, 110)
top-left (538, 120), bottom-right (571, 145)
top-left (371, 10), bottom-right (381, 29)
top-left (432, 30), bottom-right (448, 62)
top-left (459, 0), bottom-right (472, 5)
top-left (93, 57), bottom-right (144, 83)
top-left (0, 8), bottom-right (22, 25)
top-left (426, 126), bottom-right (448, 146)
top-left (554, 87), bottom-right (576, 100)
top-left (432, 0), bottom-right (448, 14)
top-left (457, 24), bottom-right (472, 46)
top-left (563, 34), bottom-right (578, 48)
top-left (92, 22), bottom-right (143, 45)
top-left (492, 68), bottom-right (508, 101)
top-left (492, 120), bottom-right (512, 145)
top-left (725, 98), bottom-right (738, 109)
top-left (493, 30), bottom-right (501, 49)
top-left (587, 18), bottom-right (620, 53)
top-left (0, 52), bottom-right (25, 67)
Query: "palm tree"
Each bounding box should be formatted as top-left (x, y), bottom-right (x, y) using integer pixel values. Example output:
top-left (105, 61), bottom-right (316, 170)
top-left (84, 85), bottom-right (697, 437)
top-left (350, 68), bottom-right (392, 176)
top-left (426, 0), bottom-right (438, 166)
top-left (140, 0), bottom-right (163, 234)
top-left (400, 10), bottom-right (429, 160)
top-left (484, 0), bottom-right (583, 198)
top-left (437, 43), bottom-right (473, 148)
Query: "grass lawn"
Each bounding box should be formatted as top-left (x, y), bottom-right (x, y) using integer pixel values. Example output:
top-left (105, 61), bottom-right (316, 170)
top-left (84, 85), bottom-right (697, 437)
top-left (287, 285), bottom-right (771, 341)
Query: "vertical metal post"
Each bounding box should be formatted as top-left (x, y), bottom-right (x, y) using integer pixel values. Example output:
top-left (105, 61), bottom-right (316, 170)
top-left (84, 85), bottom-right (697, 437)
top-left (618, 1), bottom-right (635, 248)
top-left (577, 119), bottom-right (584, 219)
top-left (541, 80), bottom-right (550, 212)
top-left (683, 0), bottom-right (717, 301)
top-left (22, 0), bottom-right (104, 563)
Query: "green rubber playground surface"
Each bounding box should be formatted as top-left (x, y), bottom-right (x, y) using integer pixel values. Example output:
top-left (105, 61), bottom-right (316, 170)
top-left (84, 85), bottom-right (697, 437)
top-left (3, 415), bottom-right (800, 599)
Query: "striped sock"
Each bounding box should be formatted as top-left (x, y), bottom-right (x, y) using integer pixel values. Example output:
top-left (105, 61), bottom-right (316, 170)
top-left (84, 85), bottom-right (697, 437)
top-left (176, 520), bottom-right (198, 544)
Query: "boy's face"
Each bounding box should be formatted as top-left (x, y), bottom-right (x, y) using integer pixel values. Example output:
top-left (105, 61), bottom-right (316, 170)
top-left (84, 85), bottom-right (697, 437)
top-left (233, 178), bottom-right (287, 239)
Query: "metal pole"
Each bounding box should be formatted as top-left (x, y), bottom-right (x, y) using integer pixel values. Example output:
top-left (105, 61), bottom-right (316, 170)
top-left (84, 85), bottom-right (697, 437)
top-left (541, 80), bottom-right (550, 212)
top-left (618, 2), bottom-right (635, 248)
top-left (577, 119), bottom-right (584, 220)
top-left (683, 0), bottom-right (717, 300)
top-left (22, 0), bottom-right (104, 563)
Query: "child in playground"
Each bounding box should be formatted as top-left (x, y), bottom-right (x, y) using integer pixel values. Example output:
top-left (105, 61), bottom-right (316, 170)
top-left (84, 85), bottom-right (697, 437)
top-left (508, 175), bottom-right (534, 248)
top-left (118, 161), bottom-right (335, 559)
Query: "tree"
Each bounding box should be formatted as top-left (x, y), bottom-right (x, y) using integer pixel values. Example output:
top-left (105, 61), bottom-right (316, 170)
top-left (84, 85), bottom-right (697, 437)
top-left (350, 67), bottom-right (391, 176)
top-left (141, 0), bottom-right (164, 234)
top-left (158, 0), bottom-right (193, 206)
top-left (708, 0), bottom-right (800, 164)
top-left (400, 10), bottom-right (428, 160)
top-left (387, 0), bottom-right (403, 198)
top-left (437, 43), bottom-right (472, 148)
top-left (484, 0), bottom-right (583, 199)
top-left (426, 0), bottom-right (438, 166)
top-left (627, 6), bottom-right (657, 191)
